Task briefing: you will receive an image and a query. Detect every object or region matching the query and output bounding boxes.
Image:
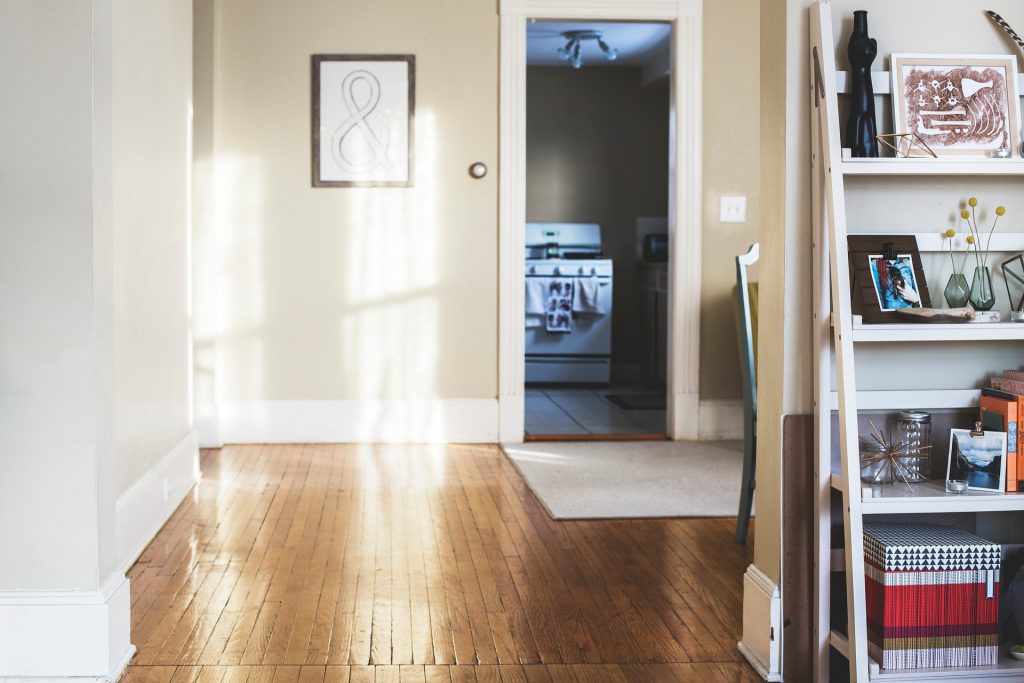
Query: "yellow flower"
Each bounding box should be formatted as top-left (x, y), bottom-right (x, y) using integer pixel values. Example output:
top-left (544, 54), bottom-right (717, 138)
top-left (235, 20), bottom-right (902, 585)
top-left (946, 228), bottom-right (956, 237)
top-left (967, 235), bottom-right (976, 244)
top-left (969, 197), bottom-right (979, 207)
top-left (997, 206), bottom-right (1006, 216)
top-left (961, 209), bottom-right (971, 219)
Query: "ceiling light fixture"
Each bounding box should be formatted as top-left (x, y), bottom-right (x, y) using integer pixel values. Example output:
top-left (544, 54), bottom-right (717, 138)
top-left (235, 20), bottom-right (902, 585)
top-left (555, 30), bottom-right (618, 69)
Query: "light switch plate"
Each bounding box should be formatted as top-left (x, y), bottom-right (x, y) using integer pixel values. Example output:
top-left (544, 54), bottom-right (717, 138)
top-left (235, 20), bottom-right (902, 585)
top-left (720, 195), bottom-right (747, 224)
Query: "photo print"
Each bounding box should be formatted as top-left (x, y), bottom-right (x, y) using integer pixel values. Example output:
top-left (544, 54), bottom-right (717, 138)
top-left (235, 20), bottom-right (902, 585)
top-left (868, 254), bottom-right (922, 311)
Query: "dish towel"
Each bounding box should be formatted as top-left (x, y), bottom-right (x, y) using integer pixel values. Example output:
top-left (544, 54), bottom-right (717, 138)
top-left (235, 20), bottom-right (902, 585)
top-left (573, 277), bottom-right (605, 315)
top-left (525, 278), bottom-right (548, 328)
top-left (545, 279), bottom-right (574, 333)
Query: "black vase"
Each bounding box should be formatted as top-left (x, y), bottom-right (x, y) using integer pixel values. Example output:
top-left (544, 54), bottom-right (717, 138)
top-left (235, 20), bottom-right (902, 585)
top-left (845, 10), bottom-right (878, 158)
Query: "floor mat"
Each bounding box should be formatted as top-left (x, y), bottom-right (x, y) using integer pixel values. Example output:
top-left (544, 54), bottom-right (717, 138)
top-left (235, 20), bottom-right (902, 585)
top-left (502, 440), bottom-right (746, 519)
top-left (604, 393), bottom-right (666, 410)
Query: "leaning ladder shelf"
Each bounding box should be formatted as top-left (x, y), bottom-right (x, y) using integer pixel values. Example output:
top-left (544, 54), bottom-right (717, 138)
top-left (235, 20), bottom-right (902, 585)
top-left (810, 2), bottom-right (1024, 682)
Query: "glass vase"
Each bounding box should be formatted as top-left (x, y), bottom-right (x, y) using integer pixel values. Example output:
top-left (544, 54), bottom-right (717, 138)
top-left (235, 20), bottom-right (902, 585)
top-left (969, 266), bottom-right (996, 311)
top-left (943, 273), bottom-right (970, 308)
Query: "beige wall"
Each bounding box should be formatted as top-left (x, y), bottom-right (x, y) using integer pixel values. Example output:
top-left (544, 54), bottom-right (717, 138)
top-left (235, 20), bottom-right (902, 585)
top-left (112, 0), bottom-right (193, 497)
top-left (525, 66), bottom-right (670, 378)
top-left (200, 0), bottom-right (760, 414)
top-left (701, 0), bottom-right (761, 401)
top-left (204, 0), bottom-right (498, 406)
top-left (0, 0), bottom-right (194, 589)
top-left (0, 0), bottom-right (114, 590)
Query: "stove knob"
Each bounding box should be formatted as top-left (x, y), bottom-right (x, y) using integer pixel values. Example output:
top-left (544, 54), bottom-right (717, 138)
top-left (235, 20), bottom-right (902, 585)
top-left (528, 265), bottom-right (536, 275)
top-left (590, 267), bottom-right (597, 275)
top-left (578, 267), bottom-right (584, 275)
top-left (554, 267), bottom-right (561, 276)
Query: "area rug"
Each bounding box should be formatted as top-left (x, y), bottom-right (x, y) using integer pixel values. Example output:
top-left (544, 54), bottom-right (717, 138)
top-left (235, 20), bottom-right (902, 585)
top-left (502, 440), bottom-right (746, 519)
top-left (604, 393), bottom-right (666, 410)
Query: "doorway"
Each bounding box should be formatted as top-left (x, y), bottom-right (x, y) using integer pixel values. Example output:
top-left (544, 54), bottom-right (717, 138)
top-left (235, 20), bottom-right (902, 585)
top-left (497, 2), bottom-right (704, 443)
top-left (522, 21), bottom-right (671, 440)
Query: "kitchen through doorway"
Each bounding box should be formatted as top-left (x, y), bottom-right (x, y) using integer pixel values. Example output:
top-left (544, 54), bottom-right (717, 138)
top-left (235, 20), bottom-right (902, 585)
top-left (522, 21), bottom-right (672, 440)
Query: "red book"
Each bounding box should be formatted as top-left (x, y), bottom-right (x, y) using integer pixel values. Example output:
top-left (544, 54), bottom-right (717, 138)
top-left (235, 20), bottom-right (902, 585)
top-left (981, 388), bottom-right (1019, 492)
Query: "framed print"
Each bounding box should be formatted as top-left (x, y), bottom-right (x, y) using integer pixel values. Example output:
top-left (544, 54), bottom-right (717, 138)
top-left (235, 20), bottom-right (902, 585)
top-left (946, 427), bottom-right (1006, 492)
top-left (891, 53), bottom-right (1021, 157)
top-left (312, 54), bottom-right (415, 187)
top-left (847, 235), bottom-right (931, 324)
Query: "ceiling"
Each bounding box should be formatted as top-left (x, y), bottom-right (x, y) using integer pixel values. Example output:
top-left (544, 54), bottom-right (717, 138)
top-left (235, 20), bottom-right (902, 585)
top-left (526, 21), bottom-right (671, 68)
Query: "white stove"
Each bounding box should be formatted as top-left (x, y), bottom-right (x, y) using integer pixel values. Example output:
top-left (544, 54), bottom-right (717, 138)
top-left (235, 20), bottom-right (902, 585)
top-left (525, 223), bottom-right (613, 384)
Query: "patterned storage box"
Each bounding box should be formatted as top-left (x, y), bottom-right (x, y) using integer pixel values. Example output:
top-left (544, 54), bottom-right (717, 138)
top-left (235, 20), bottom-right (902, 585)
top-left (864, 523), bottom-right (1001, 670)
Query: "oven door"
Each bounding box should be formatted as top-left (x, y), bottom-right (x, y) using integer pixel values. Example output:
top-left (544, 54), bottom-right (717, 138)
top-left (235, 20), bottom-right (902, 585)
top-left (524, 276), bottom-right (612, 357)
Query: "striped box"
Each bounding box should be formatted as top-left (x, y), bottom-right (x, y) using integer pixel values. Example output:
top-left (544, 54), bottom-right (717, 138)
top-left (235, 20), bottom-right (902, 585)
top-left (864, 523), bottom-right (1001, 670)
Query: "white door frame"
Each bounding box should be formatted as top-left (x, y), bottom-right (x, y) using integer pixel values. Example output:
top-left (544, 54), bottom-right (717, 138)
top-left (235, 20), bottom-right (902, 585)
top-left (498, 0), bottom-right (703, 442)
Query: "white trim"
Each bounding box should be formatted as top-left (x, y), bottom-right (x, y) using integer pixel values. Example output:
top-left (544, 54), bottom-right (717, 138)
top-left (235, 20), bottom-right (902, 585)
top-left (498, 0), bottom-right (704, 444)
top-left (739, 563), bottom-right (783, 682)
top-left (195, 405), bottom-right (222, 448)
top-left (219, 399), bottom-right (498, 443)
top-left (0, 574), bottom-right (133, 681)
top-left (698, 399), bottom-right (743, 440)
top-left (115, 429), bottom-right (200, 573)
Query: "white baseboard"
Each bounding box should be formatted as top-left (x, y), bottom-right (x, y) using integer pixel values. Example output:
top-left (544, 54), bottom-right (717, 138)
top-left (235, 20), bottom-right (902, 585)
top-left (219, 399), bottom-right (499, 444)
top-left (698, 399), bottom-right (744, 440)
top-left (0, 574), bottom-right (134, 681)
top-left (498, 394), bottom-right (525, 444)
top-left (116, 429), bottom-right (200, 573)
top-left (739, 563), bottom-right (782, 682)
top-left (194, 406), bottom-right (222, 448)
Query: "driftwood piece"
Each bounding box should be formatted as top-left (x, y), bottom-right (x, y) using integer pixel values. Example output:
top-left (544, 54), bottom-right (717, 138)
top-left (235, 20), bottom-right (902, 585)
top-left (893, 307), bottom-right (975, 324)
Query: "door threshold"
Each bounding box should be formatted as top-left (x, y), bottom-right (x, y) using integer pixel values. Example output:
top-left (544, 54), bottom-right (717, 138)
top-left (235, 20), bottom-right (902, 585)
top-left (524, 433), bottom-right (670, 442)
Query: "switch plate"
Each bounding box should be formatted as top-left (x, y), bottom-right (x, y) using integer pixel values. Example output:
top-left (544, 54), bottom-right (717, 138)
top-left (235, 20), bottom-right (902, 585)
top-left (720, 195), bottom-right (747, 224)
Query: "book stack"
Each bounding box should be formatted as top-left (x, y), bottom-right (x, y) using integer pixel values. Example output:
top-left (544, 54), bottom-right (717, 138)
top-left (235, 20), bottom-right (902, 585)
top-left (981, 371), bottom-right (1024, 492)
top-left (865, 523), bottom-right (1000, 670)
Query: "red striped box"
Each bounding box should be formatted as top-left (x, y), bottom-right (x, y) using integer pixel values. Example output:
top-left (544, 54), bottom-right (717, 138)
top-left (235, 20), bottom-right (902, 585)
top-left (864, 523), bottom-right (1001, 670)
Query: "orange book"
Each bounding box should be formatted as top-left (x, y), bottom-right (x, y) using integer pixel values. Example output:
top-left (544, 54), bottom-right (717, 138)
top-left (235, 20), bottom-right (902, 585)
top-left (981, 389), bottom-right (1019, 492)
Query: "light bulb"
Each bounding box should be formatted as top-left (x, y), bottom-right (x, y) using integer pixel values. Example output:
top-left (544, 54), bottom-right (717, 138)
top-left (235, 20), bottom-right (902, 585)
top-left (604, 47), bottom-right (618, 61)
top-left (557, 47), bottom-right (570, 60)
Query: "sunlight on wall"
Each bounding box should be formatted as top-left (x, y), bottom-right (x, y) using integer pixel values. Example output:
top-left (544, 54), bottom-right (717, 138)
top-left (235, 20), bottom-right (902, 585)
top-left (339, 110), bottom-right (443, 426)
top-left (215, 156), bottom-right (266, 401)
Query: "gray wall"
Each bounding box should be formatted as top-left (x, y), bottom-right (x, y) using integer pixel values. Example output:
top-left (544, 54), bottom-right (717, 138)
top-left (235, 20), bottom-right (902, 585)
top-left (526, 65), bottom-right (669, 379)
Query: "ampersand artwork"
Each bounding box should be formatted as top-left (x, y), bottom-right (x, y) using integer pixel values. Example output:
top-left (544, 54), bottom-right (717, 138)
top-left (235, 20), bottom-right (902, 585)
top-left (332, 70), bottom-right (394, 174)
top-left (902, 66), bottom-right (1010, 149)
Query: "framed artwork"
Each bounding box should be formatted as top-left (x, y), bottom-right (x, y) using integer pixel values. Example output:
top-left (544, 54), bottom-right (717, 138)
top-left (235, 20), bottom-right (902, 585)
top-left (312, 54), bottom-right (415, 187)
top-left (891, 54), bottom-right (1021, 157)
top-left (946, 427), bottom-right (1007, 492)
top-left (847, 235), bottom-right (931, 324)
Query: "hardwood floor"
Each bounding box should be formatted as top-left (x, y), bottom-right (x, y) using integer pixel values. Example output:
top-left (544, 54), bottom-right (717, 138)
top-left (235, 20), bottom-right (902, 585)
top-left (123, 444), bottom-right (757, 682)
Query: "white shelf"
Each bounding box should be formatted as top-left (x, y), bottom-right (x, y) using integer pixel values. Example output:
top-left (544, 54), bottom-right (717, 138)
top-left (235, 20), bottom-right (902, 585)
top-left (829, 389), bottom-right (980, 411)
top-left (849, 322), bottom-right (1024, 343)
top-left (830, 629), bottom-right (1024, 681)
top-left (834, 70), bottom-right (1024, 97)
top-left (843, 159), bottom-right (1024, 176)
top-left (858, 480), bottom-right (1024, 514)
top-left (868, 655), bottom-right (1024, 681)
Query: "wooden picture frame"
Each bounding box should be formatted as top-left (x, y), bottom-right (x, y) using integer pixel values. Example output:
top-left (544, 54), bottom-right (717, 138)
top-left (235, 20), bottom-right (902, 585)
top-left (311, 54), bottom-right (415, 187)
top-left (891, 53), bottom-right (1021, 157)
top-left (847, 235), bottom-right (931, 324)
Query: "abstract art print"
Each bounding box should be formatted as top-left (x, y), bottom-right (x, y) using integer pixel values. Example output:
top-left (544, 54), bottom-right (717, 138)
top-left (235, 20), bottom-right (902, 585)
top-left (947, 427), bottom-right (1006, 492)
top-left (891, 54), bottom-right (1020, 157)
top-left (312, 55), bottom-right (414, 187)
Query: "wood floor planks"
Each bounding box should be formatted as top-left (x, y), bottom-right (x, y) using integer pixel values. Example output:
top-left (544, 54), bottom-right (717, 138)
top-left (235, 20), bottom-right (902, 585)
top-left (123, 444), bottom-right (756, 682)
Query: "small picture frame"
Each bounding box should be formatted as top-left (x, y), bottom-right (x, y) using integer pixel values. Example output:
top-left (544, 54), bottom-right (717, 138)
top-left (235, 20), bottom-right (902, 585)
top-left (891, 53), bottom-right (1021, 157)
top-left (847, 235), bottom-right (931, 324)
top-left (946, 427), bottom-right (1007, 492)
top-left (868, 254), bottom-right (923, 311)
top-left (311, 54), bottom-right (415, 187)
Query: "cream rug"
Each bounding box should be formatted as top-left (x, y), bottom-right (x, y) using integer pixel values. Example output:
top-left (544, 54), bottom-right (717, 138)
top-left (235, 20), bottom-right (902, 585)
top-left (502, 440), bottom-right (746, 519)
